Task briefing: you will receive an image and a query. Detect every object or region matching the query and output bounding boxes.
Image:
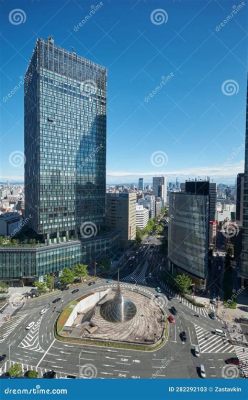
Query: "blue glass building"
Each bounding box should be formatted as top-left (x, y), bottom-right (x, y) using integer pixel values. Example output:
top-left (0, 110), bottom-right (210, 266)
top-left (25, 37), bottom-right (106, 241)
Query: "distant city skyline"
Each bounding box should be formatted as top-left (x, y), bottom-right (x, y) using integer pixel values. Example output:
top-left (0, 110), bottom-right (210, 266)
top-left (1, 0), bottom-right (247, 184)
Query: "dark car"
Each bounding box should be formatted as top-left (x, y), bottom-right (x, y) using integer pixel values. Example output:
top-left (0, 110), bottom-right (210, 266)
top-left (88, 281), bottom-right (96, 286)
top-left (66, 375), bottom-right (76, 379)
top-left (71, 289), bottom-right (79, 294)
top-left (43, 370), bottom-right (56, 379)
top-left (0, 354), bottom-right (6, 362)
top-left (44, 370), bottom-right (56, 379)
top-left (225, 358), bottom-right (240, 366)
top-left (52, 297), bottom-right (61, 304)
top-left (209, 312), bottom-right (216, 320)
top-left (180, 331), bottom-right (187, 342)
top-left (170, 306), bottom-right (177, 315)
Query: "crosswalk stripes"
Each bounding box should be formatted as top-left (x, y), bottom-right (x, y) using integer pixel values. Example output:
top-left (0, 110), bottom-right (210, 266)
top-left (18, 317), bottom-right (44, 352)
top-left (160, 282), bottom-right (216, 319)
top-left (194, 324), bottom-right (235, 354)
top-left (234, 346), bottom-right (248, 378)
top-left (0, 314), bottom-right (27, 343)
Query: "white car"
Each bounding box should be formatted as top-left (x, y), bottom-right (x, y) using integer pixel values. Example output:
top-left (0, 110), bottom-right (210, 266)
top-left (26, 321), bottom-right (35, 330)
top-left (40, 308), bottom-right (48, 315)
top-left (156, 287), bottom-right (162, 293)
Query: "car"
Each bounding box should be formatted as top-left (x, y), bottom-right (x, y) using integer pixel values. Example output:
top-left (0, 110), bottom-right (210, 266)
top-left (156, 287), bottom-right (162, 293)
top-left (170, 306), bottom-right (177, 316)
top-left (210, 298), bottom-right (217, 305)
top-left (199, 364), bottom-right (206, 378)
top-left (213, 328), bottom-right (226, 337)
top-left (26, 321), bottom-right (35, 330)
top-left (0, 354), bottom-right (6, 362)
top-left (209, 311), bottom-right (216, 320)
top-left (180, 331), bottom-right (187, 342)
top-left (52, 297), bottom-right (61, 304)
top-left (71, 289), bottom-right (79, 294)
top-left (66, 375), bottom-right (76, 379)
top-left (43, 370), bottom-right (56, 379)
top-left (225, 358), bottom-right (240, 366)
top-left (40, 308), bottom-right (48, 315)
top-left (194, 345), bottom-right (200, 357)
top-left (88, 281), bottom-right (96, 286)
top-left (168, 315), bottom-right (175, 323)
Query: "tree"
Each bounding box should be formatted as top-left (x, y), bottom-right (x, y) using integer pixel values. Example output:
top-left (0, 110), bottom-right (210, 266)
top-left (60, 268), bottom-right (75, 285)
top-left (0, 281), bottom-right (8, 293)
top-left (45, 275), bottom-right (54, 291)
top-left (26, 370), bottom-right (38, 378)
top-left (136, 227), bottom-right (143, 244)
top-left (8, 363), bottom-right (22, 377)
top-left (175, 274), bottom-right (192, 294)
top-left (73, 264), bottom-right (88, 282)
top-left (33, 281), bottom-right (47, 294)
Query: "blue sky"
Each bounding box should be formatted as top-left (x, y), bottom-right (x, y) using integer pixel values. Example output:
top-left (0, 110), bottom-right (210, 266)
top-left (0, 0), bottom-right (247, 184)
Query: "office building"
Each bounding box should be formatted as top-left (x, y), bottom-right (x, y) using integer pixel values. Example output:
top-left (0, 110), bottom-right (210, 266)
top-left (25, 37), bottom-right (106, 242)
top-left (155, 199), bottom-right (162, 217)
top-left (138, 195), bottom-right (155, 219)
top-left (0, 213), bottom-right (22, 237)
top-left (138, 178), bottom-right (144, 191)
top-left (168, 191), bottom-right (209, 287)
top-left (236, 173), bottom-right (244, 225)
top-left (136, 205), bottom-right (149, 230)
top-left (185, 180), bottom-right (216, 221)
top-left (153, 176), bottom-right (167, 206)
top-left (0, 38), bottom-right (119, 283)
top-left (106, 193), bottom-right (136, 248)
top-left (241, 82), bottom-right (248, 284)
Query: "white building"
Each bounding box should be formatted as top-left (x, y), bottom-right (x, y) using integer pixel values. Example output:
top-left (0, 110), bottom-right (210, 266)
top-left (136, 205), bottom-right (149, 229)
top-left (138, 194), bottom-right (155, 218)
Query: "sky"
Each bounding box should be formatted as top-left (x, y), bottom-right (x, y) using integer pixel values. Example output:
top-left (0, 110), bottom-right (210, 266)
top-left (0, 0), bottom-right (247, 184)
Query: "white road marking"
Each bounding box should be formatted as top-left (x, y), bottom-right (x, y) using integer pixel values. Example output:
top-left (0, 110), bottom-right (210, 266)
top-left (36, 339), bottom-right (55, 367)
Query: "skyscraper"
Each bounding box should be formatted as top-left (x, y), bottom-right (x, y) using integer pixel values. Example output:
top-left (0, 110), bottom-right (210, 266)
top-left (152, 176), bottom-right (167, 205)
top-left (241, 83), bottom-right (248, 284)
top-left (236, 173), bottom-right (244, 225)
top-left (138, 178), bottom-right (144, 191)
top-left (185, 180), bottom-right (216, 221)
top-left (25, 37), bottom-right (106, 242)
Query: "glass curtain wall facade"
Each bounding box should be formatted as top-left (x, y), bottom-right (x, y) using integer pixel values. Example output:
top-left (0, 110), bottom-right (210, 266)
top-left (25, 38), bottom-right (106, 240)
top-left (241, 83), bottom-right (248, 281)
top-left (168, 193), bottom-right (209, 280)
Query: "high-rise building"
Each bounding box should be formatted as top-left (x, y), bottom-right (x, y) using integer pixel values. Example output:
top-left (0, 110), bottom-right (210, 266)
top-left (185, 180), bottom-right (216, 221)
top-left (0, 38), bottom-right (121, 283)
top-left (236, 173), bottom-right (245, 225)
top-left (138, 194), bottom-right (155, 218)
top-left (136, 205), bottom-right (149, 229)
top-left (168, 192), bottom-right (209, 287)
top-left (25, 37), bottom-right (106, 242)
top-left (153, 176), bottom-right (167, 205)
top-left (138, 178), bottom-right (144, 191)
top-left (241, 83), bottom-right (248, 284)
top-left (106, 193), bottom-right (136, 248)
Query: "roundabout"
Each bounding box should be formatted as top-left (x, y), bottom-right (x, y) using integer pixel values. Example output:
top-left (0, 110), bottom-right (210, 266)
top-left (56, 283), bottom-right (166, 349)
